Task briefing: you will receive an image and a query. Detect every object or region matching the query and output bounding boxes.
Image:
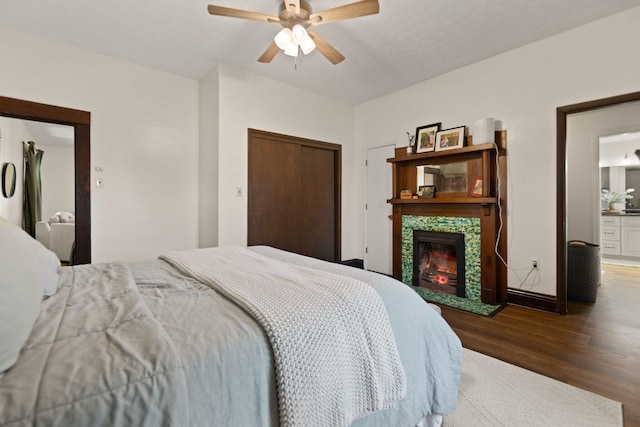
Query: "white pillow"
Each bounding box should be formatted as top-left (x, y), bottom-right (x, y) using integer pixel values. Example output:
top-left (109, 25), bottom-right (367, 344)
top-left (50, 211), bottom-right (75, 224)
top-left (0, 217), bottom-right (61, 374)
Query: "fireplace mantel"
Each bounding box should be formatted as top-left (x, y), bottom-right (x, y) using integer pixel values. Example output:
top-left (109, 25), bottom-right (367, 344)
top-left (387, 131), bottom-right (507, 304)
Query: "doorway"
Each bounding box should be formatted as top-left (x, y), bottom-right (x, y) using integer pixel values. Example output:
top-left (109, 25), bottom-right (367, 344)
top-left (557, 90), bottom-right (640, 313)
top-left (247, 129), bottom-right (341, 262)
top-left (0, 95), bottom-right (91, 264)
top-left (365, 144), bottom-right (394, 274)
top-left (599, 130), bottom-right (640, 266)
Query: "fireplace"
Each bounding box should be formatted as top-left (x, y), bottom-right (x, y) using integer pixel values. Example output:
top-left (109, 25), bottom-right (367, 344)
top-left (413, 230), bottom-right (466, 298)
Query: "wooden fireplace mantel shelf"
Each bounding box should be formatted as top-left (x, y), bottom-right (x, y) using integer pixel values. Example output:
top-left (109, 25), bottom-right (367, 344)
top-left (387, 141), bottom-right (503, 164)
top-left (388, 197), bottom-right (497, 205)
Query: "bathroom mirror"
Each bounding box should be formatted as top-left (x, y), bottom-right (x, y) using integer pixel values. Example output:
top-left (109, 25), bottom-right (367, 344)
top-left (2, 162), bottom-right (16, 198)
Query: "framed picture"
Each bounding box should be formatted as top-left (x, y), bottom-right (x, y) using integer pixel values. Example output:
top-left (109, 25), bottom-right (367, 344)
top-left (418, 185), bottom-right (436, 199)
top-left (471, 177), bottom-right (483, 197)
top-left (415, 123), bottom-right (441, 153)
top-left (435, 126), bottom-right (465, 151)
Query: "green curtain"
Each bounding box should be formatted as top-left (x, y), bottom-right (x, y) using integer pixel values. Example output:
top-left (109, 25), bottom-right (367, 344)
top-left (23, 141), bottom-right (44, 237)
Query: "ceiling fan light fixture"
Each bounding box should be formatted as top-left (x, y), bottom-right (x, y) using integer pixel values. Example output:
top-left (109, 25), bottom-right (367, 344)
top-left (300, 34), bottom-right (316, 55)
top-left (208, 0), bottom-right (380, 64)
top-left (283, 43), bottom-right (299, 57)
top-left (274, 28), bottom-right (294, 50)
top-left (291, 24), bottom-right (307, 44)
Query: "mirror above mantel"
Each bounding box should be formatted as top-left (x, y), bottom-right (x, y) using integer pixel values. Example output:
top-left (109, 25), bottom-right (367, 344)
top-left (417, 162), bottom-right (469, 196)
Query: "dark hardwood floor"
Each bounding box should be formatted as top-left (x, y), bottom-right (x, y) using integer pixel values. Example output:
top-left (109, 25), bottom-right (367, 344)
top-left (440, 264), bottom-right (640, 427)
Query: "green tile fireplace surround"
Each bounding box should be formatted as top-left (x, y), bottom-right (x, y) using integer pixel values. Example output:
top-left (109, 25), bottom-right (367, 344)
top-left (401, 215), bottom-right (500, 315)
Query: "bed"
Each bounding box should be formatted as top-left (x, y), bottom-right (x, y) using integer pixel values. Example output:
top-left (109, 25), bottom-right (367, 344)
top-left (0, 217), bottom-right (462, 427)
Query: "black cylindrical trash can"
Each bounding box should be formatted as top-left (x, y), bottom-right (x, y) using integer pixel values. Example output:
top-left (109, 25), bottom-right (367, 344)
top-left (567, 240), bottom-right (600, 302)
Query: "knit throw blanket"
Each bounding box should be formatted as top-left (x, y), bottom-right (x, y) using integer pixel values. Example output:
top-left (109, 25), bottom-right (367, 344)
top-left (160, 246), bottom-right (406, 427)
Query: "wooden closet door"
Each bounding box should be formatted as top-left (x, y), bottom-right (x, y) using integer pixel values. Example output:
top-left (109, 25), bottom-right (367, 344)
top-left (298, 145), bottom-right (336, 261)
top-left (248, 129), bottom-right (341, 262)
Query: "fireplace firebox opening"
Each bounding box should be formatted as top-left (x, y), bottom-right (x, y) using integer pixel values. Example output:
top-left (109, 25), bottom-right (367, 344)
top-left (413, 230), bottom-right (466, 298)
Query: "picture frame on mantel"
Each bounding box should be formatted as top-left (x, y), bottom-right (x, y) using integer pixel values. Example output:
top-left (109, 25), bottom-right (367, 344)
top-left (471, 177), bottom-right (483, 197)
top-left (418, 185), bottom-right (436, 199)
top-left (415, 123), bottom-right (441, 153)
top-left (435, 126), bottom-right (465, 151)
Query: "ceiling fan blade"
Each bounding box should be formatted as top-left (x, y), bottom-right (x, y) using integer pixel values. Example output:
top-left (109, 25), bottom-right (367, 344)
top-left (257, 41), bottom-right (280, 63)
top-left (308, 30), bottom-right (345, 65)
top-left (208, 5), bottom-right (279, 23)
top-left (309, 0), bottom-right (379, 25)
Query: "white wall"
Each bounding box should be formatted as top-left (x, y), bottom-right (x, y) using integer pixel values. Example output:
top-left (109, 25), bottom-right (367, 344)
top-left (599, 134), bottom-right (640, 168)
top-left (0, 26), bottom-right (200, 263)
top-left (355, 6), bottom-right (640, 296)
top-left (0, 118), bottom-right (32, 225)
top-left (212, 64), bottom-right (358, 258)
top-left (39, 143), bottom-right (75, 220)
top-left (199, 66), bottom-right (220, 249)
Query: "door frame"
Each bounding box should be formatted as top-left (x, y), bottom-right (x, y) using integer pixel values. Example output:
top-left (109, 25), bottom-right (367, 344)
top-left (0, 95), bottom-right (91, 264)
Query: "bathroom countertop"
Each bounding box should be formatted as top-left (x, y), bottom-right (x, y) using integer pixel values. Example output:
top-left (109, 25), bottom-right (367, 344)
top-left (602, 211), bottom-right (640, 216)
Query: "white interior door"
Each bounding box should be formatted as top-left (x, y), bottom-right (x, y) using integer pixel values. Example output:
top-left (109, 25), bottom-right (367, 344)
top-left (365, 144), bottom-right (395, 274)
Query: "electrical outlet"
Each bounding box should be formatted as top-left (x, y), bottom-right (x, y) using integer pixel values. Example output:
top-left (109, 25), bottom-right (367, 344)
top-left (531, 259), bottom-right (539, 270)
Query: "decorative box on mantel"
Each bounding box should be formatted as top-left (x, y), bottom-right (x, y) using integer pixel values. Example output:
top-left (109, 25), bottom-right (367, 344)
top-left (387, 130), bottom-right (507, 305)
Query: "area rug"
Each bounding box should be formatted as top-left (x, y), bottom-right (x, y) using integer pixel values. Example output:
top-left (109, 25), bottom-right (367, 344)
top-left (446, 349), bottom-right (623, 427)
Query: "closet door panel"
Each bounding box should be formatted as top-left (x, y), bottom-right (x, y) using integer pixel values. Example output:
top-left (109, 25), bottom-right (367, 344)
top-left (247, 136), bottom-right (301, 253)
top-left (298, 145), bottom-right (336, 261)
top-left (248, 129), bottom-right (341, 262)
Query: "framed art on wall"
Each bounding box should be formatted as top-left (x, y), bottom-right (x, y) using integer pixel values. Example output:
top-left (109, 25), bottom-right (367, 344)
top-left (415, 123), bottom-right (441, 153)
top-left (435, 126), bottom-right (465, 151)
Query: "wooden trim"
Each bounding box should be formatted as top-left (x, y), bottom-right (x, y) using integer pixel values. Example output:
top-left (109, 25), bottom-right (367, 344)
top-left (0, 95), bottom-right (90, 125)
top-left (556, 91), bottom-right (640, 315)
top-left (249, 128), bottom-right (341, 151)
top-left (507, 288), bottom-right (558, 312)
top-left (496, 137), bottom-right (508, 303)
top-left (334, 143), bottom-right (342, 262)
top-left (74, 123), bottom-right (91, 265)
top-left (389, 139), bottom-right (504, 163)
top-left (0, 95), bottom-right (91, 264)
top-left (388, 197), bottom-right (497, 204)
top-left (556, 107), bottom-right (567, 315)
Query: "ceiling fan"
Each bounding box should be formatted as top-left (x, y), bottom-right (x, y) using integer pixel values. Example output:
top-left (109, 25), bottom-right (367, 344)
top-left (207, 0), bottom-right (380, 65)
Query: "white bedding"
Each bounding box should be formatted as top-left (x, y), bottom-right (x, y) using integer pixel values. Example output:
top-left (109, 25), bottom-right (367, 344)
top-left (160, 246), bottom-right (406, 427)
top-left (0, 245), bottom-right (462, 426)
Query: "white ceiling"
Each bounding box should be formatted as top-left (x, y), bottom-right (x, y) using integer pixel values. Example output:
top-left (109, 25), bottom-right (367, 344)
top-left (600, 131), bottom-right (640, 168)
top-left (23, 120), bottom-right (74, 148)
top-left (1, 0), bottom-right (640, 105)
